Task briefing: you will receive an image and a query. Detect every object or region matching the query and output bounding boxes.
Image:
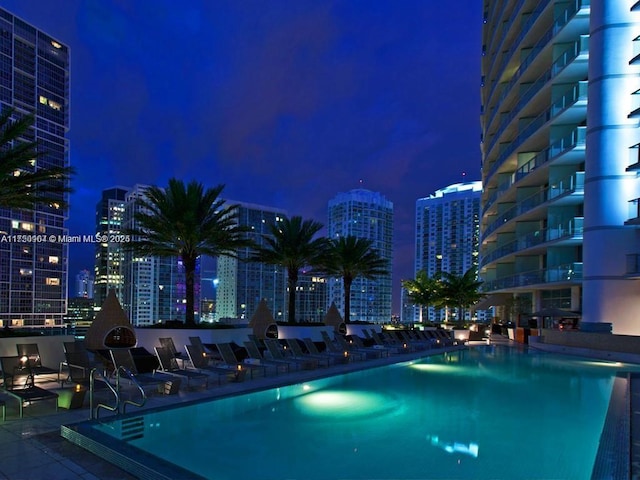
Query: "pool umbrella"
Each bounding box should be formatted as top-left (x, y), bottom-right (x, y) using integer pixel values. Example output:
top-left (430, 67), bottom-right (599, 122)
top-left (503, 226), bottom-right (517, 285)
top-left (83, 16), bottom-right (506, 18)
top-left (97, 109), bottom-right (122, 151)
top-left (249, 299), bottom-right (277, 339)
top-left (323, 302), bottom-right (346, 334)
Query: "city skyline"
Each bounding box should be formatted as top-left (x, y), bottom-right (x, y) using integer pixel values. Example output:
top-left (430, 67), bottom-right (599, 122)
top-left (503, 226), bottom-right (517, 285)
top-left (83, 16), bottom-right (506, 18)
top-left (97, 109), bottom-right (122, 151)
top-left (1, 1), bottom-right (483, 312)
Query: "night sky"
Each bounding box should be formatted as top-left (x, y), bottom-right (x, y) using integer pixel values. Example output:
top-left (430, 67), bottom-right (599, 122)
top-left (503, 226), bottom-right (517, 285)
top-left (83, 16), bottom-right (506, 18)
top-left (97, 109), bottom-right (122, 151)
top-left (3, 1), bottom-right (482, 313)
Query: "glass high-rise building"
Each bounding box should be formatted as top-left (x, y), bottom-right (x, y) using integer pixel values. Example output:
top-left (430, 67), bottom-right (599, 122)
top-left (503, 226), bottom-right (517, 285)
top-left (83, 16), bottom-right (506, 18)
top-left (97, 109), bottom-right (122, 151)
top-left (93, 187), bottom-right (128, 308)
top-left (0, 8), bottom-right (70, 328)
top-left (121, 185), bottom-right (189, 326)
top-left (216, 201), bottom-right (287, 322)
top-left (327, 189), bottom-right (393, 324)
top-left (75, 269), bottom-right (94, 299)
top-left (480, 1), bottom-right (640, 334)
top-left (415, 181), bottom-right (484, 323)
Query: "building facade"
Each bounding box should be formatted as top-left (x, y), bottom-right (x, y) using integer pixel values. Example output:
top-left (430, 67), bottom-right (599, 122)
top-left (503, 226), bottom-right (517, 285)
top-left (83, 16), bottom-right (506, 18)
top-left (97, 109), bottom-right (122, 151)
top-left (480, 1), bottom-right (640, 334)
top-left (415, 181), bottom-right (485, 323)
top-left (75, 269), bottom-right (94, 299)
top-left (93, 187), bottom-right (128, 308)
top-left (121, 185), bottom-right (191, 326)
top-left (215, 201), bottom-right (287, 322)
top-left (327, 189), bottom-right (393, 323)
top-left (0, 8), bottom-right (70, 328)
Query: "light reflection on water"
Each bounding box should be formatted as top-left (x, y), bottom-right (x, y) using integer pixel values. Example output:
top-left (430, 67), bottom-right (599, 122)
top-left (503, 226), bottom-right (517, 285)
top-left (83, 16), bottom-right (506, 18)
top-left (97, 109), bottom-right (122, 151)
top-left (93, 346), bottom-right (640, 480)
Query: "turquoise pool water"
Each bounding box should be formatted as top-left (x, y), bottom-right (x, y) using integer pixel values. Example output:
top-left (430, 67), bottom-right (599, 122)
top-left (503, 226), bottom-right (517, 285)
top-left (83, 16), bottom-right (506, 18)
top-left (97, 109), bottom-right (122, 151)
top-left (88, 346), bottom-right (637, 479)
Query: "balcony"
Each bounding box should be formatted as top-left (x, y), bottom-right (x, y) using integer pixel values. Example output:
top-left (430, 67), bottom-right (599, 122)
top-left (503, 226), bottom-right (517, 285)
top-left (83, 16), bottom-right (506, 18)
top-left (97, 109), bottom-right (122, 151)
top-left (483, 172), bottom-right (584, 238)
top-left (480, 217), bottom-right (583, 267)
top-left (483, 126), bottom-right (586, 215)
top-left (481, 262), bottom-right (583, 291)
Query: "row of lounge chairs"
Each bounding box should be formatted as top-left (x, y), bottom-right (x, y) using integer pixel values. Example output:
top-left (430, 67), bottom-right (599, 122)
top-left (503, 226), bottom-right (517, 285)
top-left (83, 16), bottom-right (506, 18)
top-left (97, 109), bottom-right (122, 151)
top-left (0, 328), bottom-right (458, 419)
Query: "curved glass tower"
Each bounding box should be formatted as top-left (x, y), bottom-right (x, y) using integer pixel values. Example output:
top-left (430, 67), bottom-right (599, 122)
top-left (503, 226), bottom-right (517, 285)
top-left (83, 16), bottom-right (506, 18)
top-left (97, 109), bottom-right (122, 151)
top-left (480, 1), bottom-right (640, 334)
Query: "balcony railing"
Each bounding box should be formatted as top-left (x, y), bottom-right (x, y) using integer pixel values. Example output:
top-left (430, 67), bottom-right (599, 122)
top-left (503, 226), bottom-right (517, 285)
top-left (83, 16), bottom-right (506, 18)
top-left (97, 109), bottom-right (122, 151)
top-left (483, 172), bottom-right (584, 238)
top-left (483, 126), bottom-right (586, 214)
top-left (626, 254), bottom-right (640, 274)
top-left (481, 262), bottom-right (583, 291)
top-left (480, 217), bottom-right (583, 267)
top-left (485, 80), bottom-right (587, 185)
top-left (486, 0), bottom-right (552, 107)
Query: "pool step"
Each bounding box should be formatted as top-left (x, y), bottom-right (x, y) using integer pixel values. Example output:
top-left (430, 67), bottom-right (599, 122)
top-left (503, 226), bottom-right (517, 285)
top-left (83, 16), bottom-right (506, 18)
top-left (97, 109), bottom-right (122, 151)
top-left (120, 416), bottom-right (145, 442)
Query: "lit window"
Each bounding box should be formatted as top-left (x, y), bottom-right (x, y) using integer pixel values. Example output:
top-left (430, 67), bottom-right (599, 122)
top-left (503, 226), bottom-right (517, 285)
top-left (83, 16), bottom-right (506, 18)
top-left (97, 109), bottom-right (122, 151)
top-left (45, 277), bottom-right (60, 286)
top-left (48, 256), bottom-right (59, 264)
top-left (19, 268), bottom-right (32, 276)
top-left (39, 95), bottom-right (48, 104)
top-left (21, 222), bottom-right (34, 231)
top-left (48, 100), bottom-right (61, 111)
top-left (51, 41), bottom-right (62, 49)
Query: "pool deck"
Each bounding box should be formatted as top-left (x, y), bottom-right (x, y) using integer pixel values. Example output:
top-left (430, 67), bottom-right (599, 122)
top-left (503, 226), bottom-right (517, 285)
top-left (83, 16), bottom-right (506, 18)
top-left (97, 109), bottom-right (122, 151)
top-left (0, 343), bottom-right (468, 480)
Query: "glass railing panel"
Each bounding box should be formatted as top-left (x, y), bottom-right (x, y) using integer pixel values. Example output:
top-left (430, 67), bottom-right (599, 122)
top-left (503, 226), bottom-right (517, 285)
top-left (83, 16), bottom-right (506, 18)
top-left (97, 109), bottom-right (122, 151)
top-left (626, 254), bottom-right (640, 274)
top-left (548, 171), bottom-right (585, 200)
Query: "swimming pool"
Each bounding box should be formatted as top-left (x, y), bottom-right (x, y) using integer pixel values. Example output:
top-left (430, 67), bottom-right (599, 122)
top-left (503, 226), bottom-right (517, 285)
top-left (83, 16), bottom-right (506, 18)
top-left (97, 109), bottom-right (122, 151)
top-left (62, 345), bottom-right (638, 479)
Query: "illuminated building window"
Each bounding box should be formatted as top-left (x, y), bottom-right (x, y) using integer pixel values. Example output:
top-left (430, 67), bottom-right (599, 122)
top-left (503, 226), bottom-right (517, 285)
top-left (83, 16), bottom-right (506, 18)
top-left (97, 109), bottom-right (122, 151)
top-left (19, 268), bottom-right (32, 276)
top-left (45, 277), bottom-right (60, 286)
top-left (48, 256), bottom-right (59, 264)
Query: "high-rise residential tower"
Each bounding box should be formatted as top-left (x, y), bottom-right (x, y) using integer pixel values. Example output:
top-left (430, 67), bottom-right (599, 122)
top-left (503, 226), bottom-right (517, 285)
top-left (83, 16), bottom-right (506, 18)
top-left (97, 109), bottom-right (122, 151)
top-left (415, 181), bottom-right (484, 323)
top-left (75, 270), bottom-right (94, 299)
top-left (0, 9), bottom-right (70, 328)
top-left (215, 201), bottom-right (287, 322)
top-left (480, 1), bottom-right (640, 334)
top-left (121, 185), bottom-right (189, 326)
top-left (327, 189), bottom-right (393, 323)
top-left (93, 187), bottom-right (128, 308)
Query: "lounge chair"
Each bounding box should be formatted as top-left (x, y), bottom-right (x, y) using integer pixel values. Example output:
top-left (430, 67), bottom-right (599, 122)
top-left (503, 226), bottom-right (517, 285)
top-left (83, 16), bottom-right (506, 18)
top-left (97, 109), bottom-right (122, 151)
top-left (158, 337), bottom-right (189, 367)
top-left (398, 330), bottom-right (429, 350)
top-left (334, 334), bottom-right (383, 359)
top-left (188, 336), bottom-right (218, 361)
top-left (215, 343), bottom-right (269, 379)
top-left (243, 341), bottom-right (292, 374)
top-left (184, 344), bottom-right (245, 383)
top-left (0, 356), bottom-right (58, 418)
top-left (109, 349), bottom-right (180, 394)
top-left (302, 338), bottom-right (350, 364)
top-left (320, 331), bottom-right (365, 361)
top-left (15, 343), bottom-right (60, 385)
top-left (264, 339), bottom-right (317, 370)
top-left (154, 346), bottom-right (209, 390)
top-left (350, 335), bottom-right (392, 357)
top-left (380, 331), bottom-right (416, 352)
top-left (369, 331), bottom-right (406, 354)
top-left (285, 339), bottom-right (331, 367)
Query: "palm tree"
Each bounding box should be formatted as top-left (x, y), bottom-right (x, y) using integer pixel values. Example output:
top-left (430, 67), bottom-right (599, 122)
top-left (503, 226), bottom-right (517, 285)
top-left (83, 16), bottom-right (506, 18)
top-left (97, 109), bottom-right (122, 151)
top-left (125, 179), bottom-right (252, 326)
top-left (0, 108), bottom-right (74, 210)
top-left (401, 270), bottom-right (443, 323)
top-left (321, 236), bottom-right (389, 324)
top-left (251, 215), bottom-right (327, 324)
top-left (439, 267), bottom-right (485, 326)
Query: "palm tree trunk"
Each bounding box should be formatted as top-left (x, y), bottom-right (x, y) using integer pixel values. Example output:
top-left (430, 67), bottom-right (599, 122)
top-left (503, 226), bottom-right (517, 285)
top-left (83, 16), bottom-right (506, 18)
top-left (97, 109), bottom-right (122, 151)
top-left (183, 255), bottom-right (197, 326)
top-left (287, 272), bottom-right (298, 324)
top-left (344, 277), bottom-right (352, 324)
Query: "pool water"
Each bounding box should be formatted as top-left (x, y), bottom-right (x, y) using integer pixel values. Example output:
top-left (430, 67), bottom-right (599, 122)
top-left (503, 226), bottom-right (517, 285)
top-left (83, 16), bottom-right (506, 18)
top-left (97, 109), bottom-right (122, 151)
top-left (90, 345), bottom-right (637, 479)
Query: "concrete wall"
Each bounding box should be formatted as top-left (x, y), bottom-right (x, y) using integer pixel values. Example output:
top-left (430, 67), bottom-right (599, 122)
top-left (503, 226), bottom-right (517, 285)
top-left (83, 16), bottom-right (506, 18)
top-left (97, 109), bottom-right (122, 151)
top-left (133, 328), bottom-right (254, 353)
top-left (538, 329), bottom-right (640, 355)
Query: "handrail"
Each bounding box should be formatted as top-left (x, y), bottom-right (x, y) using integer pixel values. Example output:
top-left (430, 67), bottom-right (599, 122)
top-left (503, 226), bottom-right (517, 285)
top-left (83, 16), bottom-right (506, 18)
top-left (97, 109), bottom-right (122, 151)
top-left (116, 366), bottom-right (147, 414)
top-left (89, 368), bottom-right (119, 420)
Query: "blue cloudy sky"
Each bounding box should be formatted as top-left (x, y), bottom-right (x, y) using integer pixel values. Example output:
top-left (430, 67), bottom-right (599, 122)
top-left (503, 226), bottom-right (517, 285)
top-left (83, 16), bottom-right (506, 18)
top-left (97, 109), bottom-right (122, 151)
top-left (2, 0), bottom-right (482, 311)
